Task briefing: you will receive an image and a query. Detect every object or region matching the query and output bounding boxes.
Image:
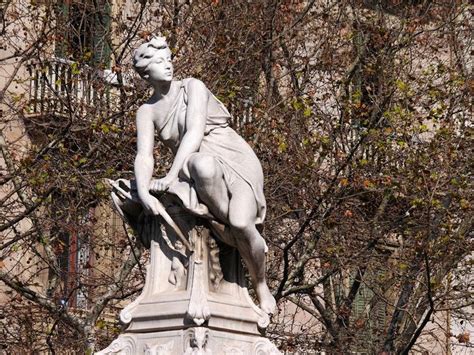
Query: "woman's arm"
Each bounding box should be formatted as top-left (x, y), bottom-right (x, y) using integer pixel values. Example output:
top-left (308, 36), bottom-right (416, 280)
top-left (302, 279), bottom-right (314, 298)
top-left (134, 105), bottom-right (162, 214)
top-left (153, 79), bottom-right (209, 190)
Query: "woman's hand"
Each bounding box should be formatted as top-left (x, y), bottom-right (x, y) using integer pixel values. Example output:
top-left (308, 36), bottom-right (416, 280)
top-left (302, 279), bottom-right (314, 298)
top-left (150, 174), bottom-right (176, 193)
top-left (139, 193), bottom-right (162, 216)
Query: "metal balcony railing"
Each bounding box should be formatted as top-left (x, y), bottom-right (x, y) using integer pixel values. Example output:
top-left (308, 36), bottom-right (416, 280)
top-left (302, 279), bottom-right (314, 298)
top-left (26, 58), bottom-right (115, 119)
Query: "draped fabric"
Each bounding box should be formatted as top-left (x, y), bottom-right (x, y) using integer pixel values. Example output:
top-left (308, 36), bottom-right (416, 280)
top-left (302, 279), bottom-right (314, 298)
top-left (161, 78), bottom-right (266, 225)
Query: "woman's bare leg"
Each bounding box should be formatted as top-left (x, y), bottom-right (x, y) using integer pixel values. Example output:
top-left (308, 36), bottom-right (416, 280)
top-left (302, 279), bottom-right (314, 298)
top-left (188, 154), bottom-right (275, 314)
top-left (228, 181), bottom-right (276, 314)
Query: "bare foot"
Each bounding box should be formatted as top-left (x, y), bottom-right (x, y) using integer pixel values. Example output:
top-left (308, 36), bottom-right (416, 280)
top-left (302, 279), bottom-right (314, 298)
top-left (257, 282), bottom-right (276, 315)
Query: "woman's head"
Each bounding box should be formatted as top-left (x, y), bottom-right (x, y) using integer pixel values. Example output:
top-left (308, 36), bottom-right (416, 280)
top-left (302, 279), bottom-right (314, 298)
top-left (133, 36), bottom-right (173, 82)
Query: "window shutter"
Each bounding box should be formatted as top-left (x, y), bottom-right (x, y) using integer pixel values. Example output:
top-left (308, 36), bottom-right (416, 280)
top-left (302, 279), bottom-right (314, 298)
top-left (54, 1), bottom-right (70, 58)
top-left (92, 0), bottom-right (111, 67)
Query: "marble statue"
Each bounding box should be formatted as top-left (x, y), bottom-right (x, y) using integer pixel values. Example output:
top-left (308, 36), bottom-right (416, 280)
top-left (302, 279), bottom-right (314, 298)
top-left (99, 36), bottom-right (282, 355)
top-left (116, 36), bottom-right (275, 314)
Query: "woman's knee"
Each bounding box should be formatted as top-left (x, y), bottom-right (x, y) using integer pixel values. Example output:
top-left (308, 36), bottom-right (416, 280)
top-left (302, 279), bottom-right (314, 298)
top-left (229, 212), bottom-right (255, 232)
top-left (188, 154), bottom-right (220, 182)
top-left (227, 182), bottom-right (259, 231)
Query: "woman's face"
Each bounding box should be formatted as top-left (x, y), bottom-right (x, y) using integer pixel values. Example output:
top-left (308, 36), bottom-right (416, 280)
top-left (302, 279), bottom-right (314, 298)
top-left (144, 52), bottom-right (173, 82)
top-left (139, 47), bottom-right (173, 82)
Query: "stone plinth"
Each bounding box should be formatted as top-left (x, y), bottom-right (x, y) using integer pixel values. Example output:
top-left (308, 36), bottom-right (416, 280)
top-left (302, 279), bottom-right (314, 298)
top-left (97, 201), bottom-right (280, 355)
top-left (97, 328), bottom-right (279, 354)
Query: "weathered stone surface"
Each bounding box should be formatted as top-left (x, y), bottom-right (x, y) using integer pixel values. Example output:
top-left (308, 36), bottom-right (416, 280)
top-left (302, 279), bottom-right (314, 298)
top-left (97, 328), bottom-right (280, 355)
top-left (97, 201), bottom-right (280, 354)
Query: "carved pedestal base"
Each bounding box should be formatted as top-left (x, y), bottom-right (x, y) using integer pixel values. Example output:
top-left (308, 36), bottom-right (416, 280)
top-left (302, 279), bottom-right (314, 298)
top-left (97, 199), bottom-right (280, 355)
top-left (97, 328), bottom-right (279, 355)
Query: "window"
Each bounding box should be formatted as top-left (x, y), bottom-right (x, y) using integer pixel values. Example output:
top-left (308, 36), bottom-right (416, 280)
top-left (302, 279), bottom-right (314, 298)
top-left (55, 0), bottom-right (111, 67)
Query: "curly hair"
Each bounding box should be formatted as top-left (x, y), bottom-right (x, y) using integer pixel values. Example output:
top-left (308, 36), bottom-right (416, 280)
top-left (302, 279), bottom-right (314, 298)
top-left (132, 36), bottom-right (172, 77)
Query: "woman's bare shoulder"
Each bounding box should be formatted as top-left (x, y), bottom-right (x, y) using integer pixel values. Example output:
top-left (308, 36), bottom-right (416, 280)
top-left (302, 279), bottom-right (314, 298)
top-left (183, 77), bottom-right (207, 90)
top-left (136, 103), bottom-right (154, 121)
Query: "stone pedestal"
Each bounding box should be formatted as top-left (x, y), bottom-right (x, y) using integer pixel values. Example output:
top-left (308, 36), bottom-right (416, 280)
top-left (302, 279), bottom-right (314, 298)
top-left (97, 201), bottom-right (280, 355)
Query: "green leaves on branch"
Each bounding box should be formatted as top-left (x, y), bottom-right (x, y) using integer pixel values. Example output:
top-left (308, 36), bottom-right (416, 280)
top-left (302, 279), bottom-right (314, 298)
top-left (290, 97), bottom-right (313, 117)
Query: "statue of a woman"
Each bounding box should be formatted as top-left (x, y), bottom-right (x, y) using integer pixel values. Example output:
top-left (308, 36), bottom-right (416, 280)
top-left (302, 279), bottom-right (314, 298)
top-left (126, 37), bottom-right (275, 314)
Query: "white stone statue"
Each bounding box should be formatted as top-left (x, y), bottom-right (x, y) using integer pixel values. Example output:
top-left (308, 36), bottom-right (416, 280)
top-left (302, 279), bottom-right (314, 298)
top-left (112, 36), bottom-right (275, 315)
top-left (99, 36), bottom-right (283, 355)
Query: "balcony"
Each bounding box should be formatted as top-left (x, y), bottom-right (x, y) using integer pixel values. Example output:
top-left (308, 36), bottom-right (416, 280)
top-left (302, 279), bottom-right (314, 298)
top-left (25, 58), bottom-right (120, 123)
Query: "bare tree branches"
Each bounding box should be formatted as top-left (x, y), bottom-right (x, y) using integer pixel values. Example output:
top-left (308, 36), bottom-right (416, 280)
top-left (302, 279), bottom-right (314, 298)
top-left (0, 0), bottom-right (471, 352)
